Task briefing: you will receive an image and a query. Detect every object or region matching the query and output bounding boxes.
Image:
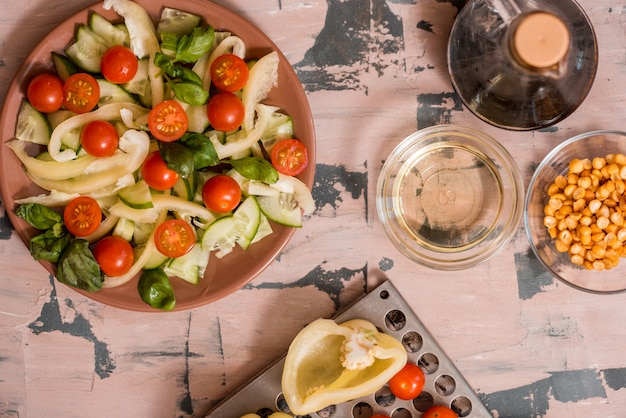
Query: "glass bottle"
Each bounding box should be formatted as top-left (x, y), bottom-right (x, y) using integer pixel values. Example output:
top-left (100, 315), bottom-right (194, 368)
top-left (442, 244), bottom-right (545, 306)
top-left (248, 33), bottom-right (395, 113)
top-left (447, 0), bottom-right (598, 131)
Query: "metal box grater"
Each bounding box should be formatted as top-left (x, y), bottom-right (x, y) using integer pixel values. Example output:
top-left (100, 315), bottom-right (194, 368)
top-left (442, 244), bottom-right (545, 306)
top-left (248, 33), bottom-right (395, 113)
top-left (206, 280), bottom-right (493, 417)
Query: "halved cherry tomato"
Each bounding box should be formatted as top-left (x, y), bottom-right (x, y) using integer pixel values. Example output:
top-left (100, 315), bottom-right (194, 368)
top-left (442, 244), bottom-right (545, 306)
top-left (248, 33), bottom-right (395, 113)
top-left (62, 73), bottom-right (100, 114)
top-left (206, 92), bottom-right (245, 132)
top-left (64, 196), bottom-right (102, 237)
top-left (92, 235), bottom-right (134, 277)
top-left (210, 54), bottom-right (249, 92)
top-left (101, 45), bottom-right (139, 84)
top-left (141, 151), bottom-right (179, 191)
top-left (27, 73), bottom-right (64, 113)
top-left (388, 363), bottom-right (425, 400)
top-left (80, 120), bottom-right (119, 157)
top-left (270, 139), bottom-right (309, 176)
top-left (148, 100), bottom-right (188, 141)
top-left (422, 405), bottom-right (458, 418)
top-left (154, 219), bottom-right (195, 258)
top-left (202, 174), bottom-right (242, 213)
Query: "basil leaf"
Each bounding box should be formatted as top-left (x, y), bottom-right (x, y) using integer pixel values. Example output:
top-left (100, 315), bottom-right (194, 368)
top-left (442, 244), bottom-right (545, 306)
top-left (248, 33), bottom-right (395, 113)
top-left (229, 157), bottom-right (279, 184)
top-left (178, 66), bottom-right (203, 85)
top-left (175, 25), bottom-right (215, 63)
top-left (159, 141), bottom-right (195, 179)
top-left (56, 239), bottom-right (103, 292)
top-left (138, 268), bottom-right (176, 311)
top-left (29, 223), bottom-right (71, 262)
top-left (171, 81), bottom-right (208, 106)
top-left (15, 203), bottom-right (63, 230)
top-left (180, 132), bottom-right (219, 169)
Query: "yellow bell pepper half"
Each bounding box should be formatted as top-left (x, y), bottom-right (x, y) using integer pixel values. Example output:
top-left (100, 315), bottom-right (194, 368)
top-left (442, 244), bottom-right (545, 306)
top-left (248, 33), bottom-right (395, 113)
top-left (281, 318), bottom-right (408, 415)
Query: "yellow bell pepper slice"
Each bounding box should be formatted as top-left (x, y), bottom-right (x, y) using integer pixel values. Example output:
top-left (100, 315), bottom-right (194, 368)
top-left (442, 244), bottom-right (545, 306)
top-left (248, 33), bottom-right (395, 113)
top-left (281, 318), bottom-right (408, 415)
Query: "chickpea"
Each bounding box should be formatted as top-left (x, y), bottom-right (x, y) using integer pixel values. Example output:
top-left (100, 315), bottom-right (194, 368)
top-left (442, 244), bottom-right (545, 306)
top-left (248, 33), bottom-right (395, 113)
top-left (543, 154), bottom-right (626, 270)
top-left (592, 157), bottom-right (606, 169)
top-left (571, 254), bottom-right (585, 265)
top-left (555, 175), bottom-right (568, 189)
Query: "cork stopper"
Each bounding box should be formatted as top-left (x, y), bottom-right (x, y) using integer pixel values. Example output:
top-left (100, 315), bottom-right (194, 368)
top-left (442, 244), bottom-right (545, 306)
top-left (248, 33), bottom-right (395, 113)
top-left (512, 12), bottom-right (570, 69)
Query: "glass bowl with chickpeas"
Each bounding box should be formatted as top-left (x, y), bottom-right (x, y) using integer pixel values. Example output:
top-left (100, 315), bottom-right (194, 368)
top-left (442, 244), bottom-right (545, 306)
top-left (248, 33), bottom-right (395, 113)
top-left (525, 130), bottom-right (626, 293)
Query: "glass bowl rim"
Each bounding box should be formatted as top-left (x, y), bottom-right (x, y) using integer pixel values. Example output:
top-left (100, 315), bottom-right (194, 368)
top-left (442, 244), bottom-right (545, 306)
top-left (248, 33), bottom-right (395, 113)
top-left (377, 124), bottom-right (525, 270)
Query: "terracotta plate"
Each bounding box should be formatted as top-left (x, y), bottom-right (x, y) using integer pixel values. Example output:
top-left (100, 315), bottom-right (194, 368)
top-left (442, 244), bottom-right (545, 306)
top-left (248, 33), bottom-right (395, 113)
top-left (0, 0), bottom-right (315, 312)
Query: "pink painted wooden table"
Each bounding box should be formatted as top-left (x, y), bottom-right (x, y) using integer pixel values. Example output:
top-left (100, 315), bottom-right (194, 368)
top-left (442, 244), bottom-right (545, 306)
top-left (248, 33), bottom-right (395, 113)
top-left (1, 0), bottom-right (626, 417)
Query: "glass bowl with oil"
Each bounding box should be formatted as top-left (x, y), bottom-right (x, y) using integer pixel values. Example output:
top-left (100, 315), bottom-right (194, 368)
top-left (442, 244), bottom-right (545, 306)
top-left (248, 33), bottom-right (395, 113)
top-left (376, 125), bottom-right (524, 270)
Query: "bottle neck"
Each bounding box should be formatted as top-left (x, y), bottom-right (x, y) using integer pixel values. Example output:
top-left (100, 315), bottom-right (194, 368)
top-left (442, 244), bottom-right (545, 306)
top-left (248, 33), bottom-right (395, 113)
top-left (510, 12), bottom-right (570, 71)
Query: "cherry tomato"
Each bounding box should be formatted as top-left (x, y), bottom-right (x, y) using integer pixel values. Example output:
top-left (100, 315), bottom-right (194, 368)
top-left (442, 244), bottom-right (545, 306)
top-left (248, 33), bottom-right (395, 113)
top-left (388, 363), bottom-right (426, 400)
top-left (154, 219), bottom-right (195, 258)
top-left (92, 235), bottom-right (134, 277)
top-left (210, 54), bottom-right (249, 92)
top-left (27, 73), bottom-right (64, 113)
top-left (64, 196), bottom-right (102, 237)
top-left (202, 174), bottom-right (242, 213)
top-left (101, 45), bottom-right (139, 84)
top-left (270, 139), bottom-right (309, 176)
top-left (422, 405), bottom-right (458, 418)
top-left (206, 92), bottom-right (245, 132)
top-left (62, 73), bottom-right (100, 114)
top-left (80, 120), bottom-right (119, 157)
top-left (141, 151), bottom-right (179, 191)
top-left (148, 100), bottom-right (188, 141)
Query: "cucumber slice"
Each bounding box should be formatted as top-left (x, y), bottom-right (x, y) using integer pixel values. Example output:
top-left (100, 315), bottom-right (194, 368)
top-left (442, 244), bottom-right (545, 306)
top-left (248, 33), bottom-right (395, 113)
top-left (15, 100), bottom-right (51, 145)
top-left (89, 12), bottom-right (129, 47)
top-left (185, 104), bottom-right (209, 133)
top-left (246, 180), bottom-right (280, 197)
top-left (51, 52), bottom-right (78, 82)
top-left (133, 222), bottom-right (156, 246)
top-left (65, 25), bottom-right (108, 73)
top-left (118, 180), bottom-right (154, 209)
top-left (172, 175), bottom-right (196, 201)
top-left (257, 193), bottom-right (303, 227)
top-left (163, 244), bottom-right (208, 285)
top-left (47, 109), bottom-right (76, 130)
top-left (157, 7), bottom-right (202, 36)
top-left (201, 216), bottom-right (237, 258)
top-left (260, 113), bottom-right (294, 151)
top-left (233, 195), bottom-right (261, 250)
top-left (200, 196), bottom-right (261, 256)
top-left (112, 217), bottom-right (135, 241)
top-left (123, 58), bottom-right (150, 96)
top-left (97, 79), bottom-right (137, 106)
top-left (135, 244), bottom-right (170, 269)
top-left (60, 127), bottom-right (81, 152)
top-left (251, 213), bottom-right (273, 244)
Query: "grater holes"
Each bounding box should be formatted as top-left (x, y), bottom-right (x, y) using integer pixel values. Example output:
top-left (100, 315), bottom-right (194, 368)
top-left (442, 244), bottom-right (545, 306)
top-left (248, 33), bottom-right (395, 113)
top-left (451, 395), bottom-right (473, 417)
top-left (434, 374), bottom-right (456, 396)
top-left (314, 404), bottom-right (336, 417)
top-left (417, 352), bottom-right (439, 374)
top-left (276, 393), bottom-right (289, 413)
top-left (255, 407), bottom-right (274, 416)
top-left (385, 309), bottom-right (406, 331)
top-left (390, 407), bottom-right (412, 417)
top-left (276, 392), bottom-right (314, 418)
top-left (402, 331), bottom-right (423, 353)
top-left (413, 390), bottom-right (434, 412)
top-left (351, 401), bottom-right (373, 417)
top-left (374, 385), bottom-right (395, 407)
